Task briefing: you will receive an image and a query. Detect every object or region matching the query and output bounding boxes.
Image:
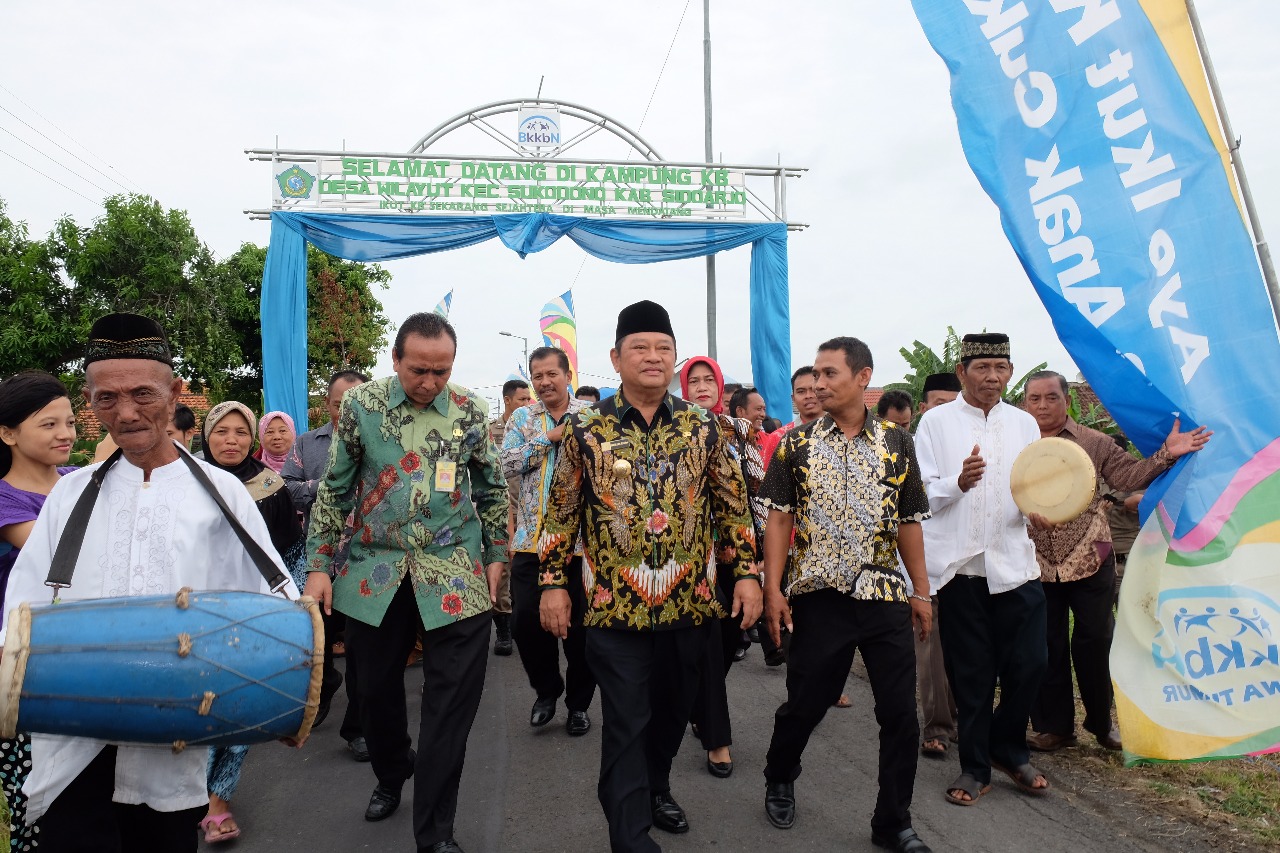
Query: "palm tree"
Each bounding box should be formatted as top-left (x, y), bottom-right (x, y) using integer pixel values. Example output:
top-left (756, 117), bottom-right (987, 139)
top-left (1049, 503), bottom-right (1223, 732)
top-left (884, 326), bottom-right (962, 403)
top-left (885, 326), bottom-right (1046, 407)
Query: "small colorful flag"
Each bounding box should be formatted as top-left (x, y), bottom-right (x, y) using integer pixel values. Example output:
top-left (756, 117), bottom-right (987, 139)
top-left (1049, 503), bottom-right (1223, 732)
top-left (539, 290), bottom-right (578, 390)
top-left (433, 289), bottom-right (453, 319)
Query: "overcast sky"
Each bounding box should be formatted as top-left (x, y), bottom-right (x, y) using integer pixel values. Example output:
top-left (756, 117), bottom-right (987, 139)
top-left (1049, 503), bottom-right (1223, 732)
top-left (4, 1), bottom-right (1277, 411)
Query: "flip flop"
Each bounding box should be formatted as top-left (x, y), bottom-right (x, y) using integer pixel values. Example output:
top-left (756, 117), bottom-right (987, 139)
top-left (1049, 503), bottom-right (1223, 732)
top-left (833, 694), bottom-right (852, 709)
top-left (200, 812), bottom-right (241, 843)
top-left (944, 773), bottom-right (991, 806)
top-left (921, 737), bottom-right (948, 758)
top-left (991, 760), bottom-right (1050, 797)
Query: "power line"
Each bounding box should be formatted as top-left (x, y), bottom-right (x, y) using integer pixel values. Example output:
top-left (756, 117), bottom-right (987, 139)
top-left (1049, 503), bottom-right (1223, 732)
top-left (0, 84), bottom-right (144, 193)
top-left (0, 146), bottom-right (98, 204)
top-left (0, 124), bottom-right (112, 196)
top-left (631, 0), bottom-right (693, 144)
top-left (0, 105), bottom-right (131, 194)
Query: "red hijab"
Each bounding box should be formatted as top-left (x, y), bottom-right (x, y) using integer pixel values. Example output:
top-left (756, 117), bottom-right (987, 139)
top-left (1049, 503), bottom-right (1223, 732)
top-left (679, 356), bottom-right (725, 415)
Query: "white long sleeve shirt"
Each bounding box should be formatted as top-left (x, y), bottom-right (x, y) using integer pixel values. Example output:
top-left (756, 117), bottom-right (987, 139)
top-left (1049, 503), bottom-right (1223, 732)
top-left (914, 396), bottom-right (1041, 595)
top-left (2, 452), bottom-right (297, 821)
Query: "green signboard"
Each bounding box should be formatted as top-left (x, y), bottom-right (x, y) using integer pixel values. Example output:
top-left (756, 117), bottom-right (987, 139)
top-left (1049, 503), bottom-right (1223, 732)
top-left (272, 156), bottom-right (750, 220)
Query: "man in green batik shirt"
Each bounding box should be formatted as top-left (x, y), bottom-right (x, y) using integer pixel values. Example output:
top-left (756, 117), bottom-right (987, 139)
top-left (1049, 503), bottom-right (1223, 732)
top-left (304, 312), bottom-right (508, 853)
top-left (538, 300), bottom-right (762, 853)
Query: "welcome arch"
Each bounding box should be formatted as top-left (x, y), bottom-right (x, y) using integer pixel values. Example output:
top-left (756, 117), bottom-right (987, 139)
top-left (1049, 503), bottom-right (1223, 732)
top-left (247, 99), bottom-right (805, 428)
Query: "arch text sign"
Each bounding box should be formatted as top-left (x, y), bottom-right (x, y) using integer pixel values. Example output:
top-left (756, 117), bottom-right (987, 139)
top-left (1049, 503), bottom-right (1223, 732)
top-left (269, 154), bottom-right (751, 220)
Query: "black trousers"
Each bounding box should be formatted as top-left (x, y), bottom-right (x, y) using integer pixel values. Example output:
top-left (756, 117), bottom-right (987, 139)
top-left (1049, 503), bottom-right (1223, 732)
top-left (339, 646), bottom-right (363, 743)
top-left (34, 746), bottom-right (205, 853)
top-left (1032, 556), bottom-right (1117, 738)
top-left (586, 624), bottom-right (711, 853)
top-left (510, 552), bottom-right (596, 712)
top-left (319, 606), bottom-right (363, 741)
top-left (938, 576), bottom-right (1047, 784)
top-left (763, 588), bottom-right (919, 835)
top-left (689, 612), bottom-right (740, 750)
top-left (344, 577), bottom-right (491, 850)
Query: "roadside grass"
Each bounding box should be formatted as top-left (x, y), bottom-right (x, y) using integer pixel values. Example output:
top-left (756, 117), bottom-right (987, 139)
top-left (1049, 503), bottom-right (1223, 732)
top-left (1048, 670), bottom-right (1280, 849)
top-left (1057, 743), bottom-right (1280, 848)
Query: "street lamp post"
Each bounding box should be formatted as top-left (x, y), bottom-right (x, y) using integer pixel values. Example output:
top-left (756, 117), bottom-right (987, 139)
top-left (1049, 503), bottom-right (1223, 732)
top-left (499, 331), bottom-right (529, 373)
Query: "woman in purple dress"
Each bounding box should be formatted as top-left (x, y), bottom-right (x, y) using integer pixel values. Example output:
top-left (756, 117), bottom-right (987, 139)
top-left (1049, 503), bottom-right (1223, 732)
top-left (0, 371), bottom-right (78, 850)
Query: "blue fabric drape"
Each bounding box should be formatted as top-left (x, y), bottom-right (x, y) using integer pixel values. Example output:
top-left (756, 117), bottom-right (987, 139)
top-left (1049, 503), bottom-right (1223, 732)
top-left (261, 212), bottom-right (790, 427)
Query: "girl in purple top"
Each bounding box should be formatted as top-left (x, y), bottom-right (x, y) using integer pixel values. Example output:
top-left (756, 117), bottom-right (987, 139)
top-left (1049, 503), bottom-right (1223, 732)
top-left (0, 370), bottom-right (77, 850)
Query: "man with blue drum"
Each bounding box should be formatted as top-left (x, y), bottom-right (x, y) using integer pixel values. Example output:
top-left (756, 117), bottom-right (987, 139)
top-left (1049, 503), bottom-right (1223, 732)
top-left (1, 313), bottom-right (297, 853)
top-left (303, 312), bottom-right (510, 853)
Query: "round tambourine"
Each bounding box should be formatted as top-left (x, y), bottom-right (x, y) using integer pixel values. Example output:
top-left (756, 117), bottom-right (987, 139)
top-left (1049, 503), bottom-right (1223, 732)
top-left (1010, 437), bottom-right (1097, 524)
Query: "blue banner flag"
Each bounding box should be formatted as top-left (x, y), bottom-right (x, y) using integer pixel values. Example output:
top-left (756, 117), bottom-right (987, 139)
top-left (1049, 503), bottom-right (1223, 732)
top-left (911, 0), bottom-right (1280, 762)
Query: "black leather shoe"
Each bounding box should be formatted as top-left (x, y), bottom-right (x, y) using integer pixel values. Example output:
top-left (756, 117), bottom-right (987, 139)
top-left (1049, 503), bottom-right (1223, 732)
top-left (566, 710), bottom-right (591, 736)
top-left (530, 696), bottom-right (556, 727)
top-left (706, 754), bottom-right (733, 778)
top-left (872, 827), bottom-right (933, 853)
top-left (764, 649), bottom-right (787, 667)
top-left (764, 781), bottom-right (795, 829)
top-left (364, 784), bottom-right (401, 821)
top-left (347, 736), bottom-right (370, 762)
top-left (650, 792), bottom-right (689, 834)
top-left (311, 699), bottom-right (331, 729)
top-left (424, 841), bottom-right (465, 853)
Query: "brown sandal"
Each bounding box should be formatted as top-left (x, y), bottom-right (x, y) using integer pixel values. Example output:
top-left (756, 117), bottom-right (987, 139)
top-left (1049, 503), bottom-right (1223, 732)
top-left (992, 760), bottom-right (1050, 796)
top-left (944, 773), bottom-right (991, 806)
top-left (921, 737), bottom-right (948, 758)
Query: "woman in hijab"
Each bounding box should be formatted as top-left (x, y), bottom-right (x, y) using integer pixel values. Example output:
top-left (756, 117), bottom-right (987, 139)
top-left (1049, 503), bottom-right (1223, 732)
top-left (679, 356), bottom-right (768, 779)
top-left (255, 411), bottom-right (296, 474)
top-left (199, 402), bottom-right (306, 843)
top-left (0, 370), bottom-right (77, 850)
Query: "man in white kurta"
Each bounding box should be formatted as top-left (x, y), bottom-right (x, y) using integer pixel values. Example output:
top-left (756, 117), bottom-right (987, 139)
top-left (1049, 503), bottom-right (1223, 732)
top-left (913, 333), bottom-right (1049, 806)
top-left (0, 313), bottom-right (296, 853)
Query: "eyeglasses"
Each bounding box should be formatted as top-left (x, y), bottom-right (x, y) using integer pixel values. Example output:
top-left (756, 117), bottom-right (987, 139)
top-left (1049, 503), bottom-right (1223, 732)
top-left (89, 388), bottom-right (166, 411)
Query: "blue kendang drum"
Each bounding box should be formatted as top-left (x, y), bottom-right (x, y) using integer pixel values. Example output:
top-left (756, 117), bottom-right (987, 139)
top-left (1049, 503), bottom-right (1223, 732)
top-left (0, 589), bottom-right (323, 749)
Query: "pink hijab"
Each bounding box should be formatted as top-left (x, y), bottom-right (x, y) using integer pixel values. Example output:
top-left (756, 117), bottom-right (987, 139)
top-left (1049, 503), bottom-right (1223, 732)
top-left (679, 357), bottom-right (725, 415)
top-left (257, 411), bottom-right (296, 473)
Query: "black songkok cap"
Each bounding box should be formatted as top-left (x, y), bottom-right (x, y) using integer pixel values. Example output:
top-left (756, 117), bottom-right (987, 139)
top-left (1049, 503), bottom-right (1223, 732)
top-left (960, 332), bottom-right (1010, 363)
top-left (615, 300), bottom-right (675, 344)
top-left (922, 372), bottom-right (962, 395)
top-left (84, 313), bottom-right (173, 367)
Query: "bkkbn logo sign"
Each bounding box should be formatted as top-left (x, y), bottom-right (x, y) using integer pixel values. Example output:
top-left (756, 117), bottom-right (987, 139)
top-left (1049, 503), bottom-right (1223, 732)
top-left (1151, 586), bottom-right (1280, 708)
top-left (517, 110), bottom-right (561, 148)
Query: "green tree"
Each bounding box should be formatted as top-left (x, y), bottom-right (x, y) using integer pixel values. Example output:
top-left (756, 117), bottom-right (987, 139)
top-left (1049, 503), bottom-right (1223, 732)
top-left (3, 193), bottom-right (392, 422)
top-left (215, 243), bottom-right (392, 416)
top-left (0, 197), bottom-right (80, 373)
top-left (886, 325), bottom-right (1047, 408)
top-left (306, 248), bottom-right (392, 389)
top-left (57, 194), bottom-right (245, 390)
top-left (1068, 389), bottom-right (1119, 435)
top-left (885, 326), bottom-right (963, 404)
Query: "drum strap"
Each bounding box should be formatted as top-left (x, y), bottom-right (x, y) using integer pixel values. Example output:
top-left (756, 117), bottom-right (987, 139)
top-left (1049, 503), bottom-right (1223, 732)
top-left (44, 448), bottom-right (124, 600)
top-left (43, 447), bottom-right (292, 600)
top-left (175, 452), bottom-right (291, 598)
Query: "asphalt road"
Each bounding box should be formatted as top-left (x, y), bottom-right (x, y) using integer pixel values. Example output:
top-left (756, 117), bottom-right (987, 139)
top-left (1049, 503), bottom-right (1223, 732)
top-left (229, 637), bottom-right (1216, 853)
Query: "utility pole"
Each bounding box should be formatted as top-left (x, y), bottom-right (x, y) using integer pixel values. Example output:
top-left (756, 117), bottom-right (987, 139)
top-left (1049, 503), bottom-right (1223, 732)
top-left (1185, 0), bottom-right (1280, 331)
top-left (703, 0), bottom-right (717, 359)
top-left (498, 331), bottom-right (529, 374)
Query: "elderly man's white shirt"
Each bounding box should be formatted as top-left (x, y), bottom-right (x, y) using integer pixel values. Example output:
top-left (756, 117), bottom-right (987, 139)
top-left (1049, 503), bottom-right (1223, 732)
top-left (914, 396), bottom-right (1041, 595)
top-left (1, 451), bottom-right (297, 822)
